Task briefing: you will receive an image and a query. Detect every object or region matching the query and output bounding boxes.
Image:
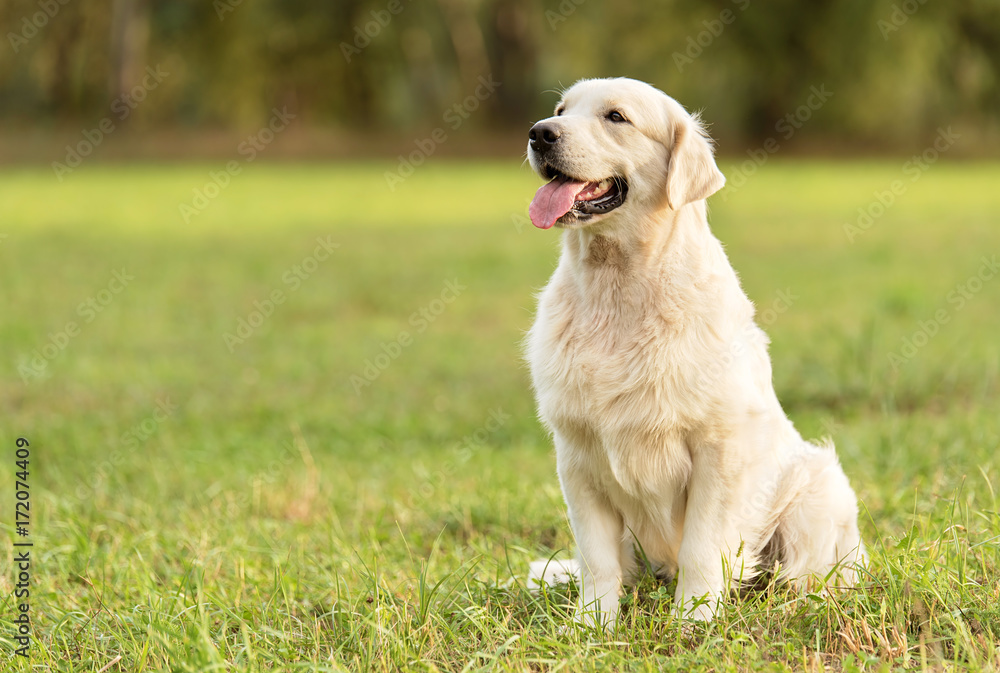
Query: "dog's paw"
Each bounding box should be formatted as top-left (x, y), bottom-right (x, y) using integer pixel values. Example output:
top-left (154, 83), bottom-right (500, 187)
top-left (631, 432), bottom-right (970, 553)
top-left (527, 558), bottom-right (580, 592)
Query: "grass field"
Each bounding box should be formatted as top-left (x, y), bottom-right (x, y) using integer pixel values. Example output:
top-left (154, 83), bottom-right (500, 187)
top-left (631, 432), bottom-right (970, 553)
top-left (1, 159), bottom-right (999, 671)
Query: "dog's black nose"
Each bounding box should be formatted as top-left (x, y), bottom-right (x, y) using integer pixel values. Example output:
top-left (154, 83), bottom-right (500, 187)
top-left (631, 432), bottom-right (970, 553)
top-left (528, 122), bottom-right (561, 153)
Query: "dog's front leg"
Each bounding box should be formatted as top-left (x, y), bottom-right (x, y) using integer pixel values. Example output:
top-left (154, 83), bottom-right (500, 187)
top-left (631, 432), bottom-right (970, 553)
top-left (673, 445), bottom-right (751, 622)
top-left (556, 444), bottom-right (624, 629)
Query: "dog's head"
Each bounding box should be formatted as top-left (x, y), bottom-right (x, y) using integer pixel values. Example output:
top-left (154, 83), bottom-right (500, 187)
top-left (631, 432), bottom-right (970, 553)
top-left (527, 78), bottom-right (725, 230)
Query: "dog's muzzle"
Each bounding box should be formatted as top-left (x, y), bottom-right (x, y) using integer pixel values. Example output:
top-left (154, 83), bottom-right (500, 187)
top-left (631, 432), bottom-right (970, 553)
top-left (528, 122), bottom-right (561, 155)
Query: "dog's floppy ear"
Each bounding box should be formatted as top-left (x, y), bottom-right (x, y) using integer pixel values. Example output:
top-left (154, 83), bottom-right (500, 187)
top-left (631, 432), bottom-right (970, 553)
top-left (665, 115), bottom-right (726, 210)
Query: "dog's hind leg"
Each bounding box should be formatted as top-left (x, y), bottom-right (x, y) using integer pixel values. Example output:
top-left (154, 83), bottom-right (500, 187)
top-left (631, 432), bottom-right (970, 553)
top-left (774, 442), bottom-right (866, 587)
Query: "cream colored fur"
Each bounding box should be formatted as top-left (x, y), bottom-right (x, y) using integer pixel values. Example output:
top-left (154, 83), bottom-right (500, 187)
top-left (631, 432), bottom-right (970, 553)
top-left (524, 78), bottom-right (865, 627)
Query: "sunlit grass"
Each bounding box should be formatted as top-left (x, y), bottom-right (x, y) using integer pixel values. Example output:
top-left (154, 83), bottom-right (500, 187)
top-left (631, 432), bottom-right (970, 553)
top-left (0, 160), bottom-right (998, 671)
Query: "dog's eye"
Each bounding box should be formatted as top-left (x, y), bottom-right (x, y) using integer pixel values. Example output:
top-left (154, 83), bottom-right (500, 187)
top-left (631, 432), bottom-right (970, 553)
top-left (555, 106), bottom-right (565, 116)
top-left (607, 110), bottom-right (628, 123)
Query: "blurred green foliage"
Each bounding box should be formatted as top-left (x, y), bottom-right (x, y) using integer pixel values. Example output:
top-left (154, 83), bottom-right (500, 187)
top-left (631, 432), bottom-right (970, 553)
top-left (1, 0), bottom-right (999, 146)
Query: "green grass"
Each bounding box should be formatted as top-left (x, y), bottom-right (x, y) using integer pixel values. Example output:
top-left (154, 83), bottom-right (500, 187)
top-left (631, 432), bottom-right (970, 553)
top-left (0, 159), bottom-right (999, 671)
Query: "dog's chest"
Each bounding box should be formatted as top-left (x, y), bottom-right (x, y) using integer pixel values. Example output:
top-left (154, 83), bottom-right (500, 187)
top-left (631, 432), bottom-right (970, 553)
top-left (527, 266), bottom-right (694, 434)
top-left (528, 274), bottom-right (697, 506)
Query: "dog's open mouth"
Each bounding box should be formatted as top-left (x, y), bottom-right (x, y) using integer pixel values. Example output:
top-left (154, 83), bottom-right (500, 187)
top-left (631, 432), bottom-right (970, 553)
top-left (529, 170), bottom-right (628, 229)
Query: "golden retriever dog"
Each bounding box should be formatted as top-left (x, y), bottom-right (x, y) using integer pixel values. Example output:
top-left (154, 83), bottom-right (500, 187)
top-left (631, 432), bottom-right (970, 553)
top-left (524, 77), bottom-right (865, 627)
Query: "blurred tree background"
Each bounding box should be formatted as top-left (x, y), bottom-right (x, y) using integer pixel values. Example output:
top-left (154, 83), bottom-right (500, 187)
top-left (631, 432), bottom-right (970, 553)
top-left (1, 0), bottom-right (998, 155)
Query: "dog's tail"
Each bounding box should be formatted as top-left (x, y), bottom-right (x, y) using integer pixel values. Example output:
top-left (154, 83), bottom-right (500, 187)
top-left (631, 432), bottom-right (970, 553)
top-left (527, 558), bottom-right (580, 591)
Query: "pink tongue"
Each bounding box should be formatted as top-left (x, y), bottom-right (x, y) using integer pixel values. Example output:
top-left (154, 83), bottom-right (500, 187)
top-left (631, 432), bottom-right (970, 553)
top-left (529, 178), bottom-right (588, 229)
